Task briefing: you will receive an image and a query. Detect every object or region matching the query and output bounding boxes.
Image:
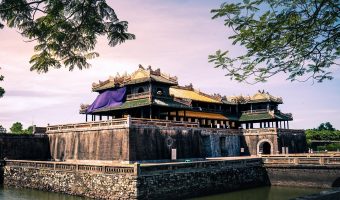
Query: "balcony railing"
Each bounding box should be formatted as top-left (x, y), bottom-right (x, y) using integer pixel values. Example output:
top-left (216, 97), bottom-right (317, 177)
top-left (262, 154), bottom-right (340, 166)
top-left (126, 92), bottom-right (150, 100)
top-left (46, 117), bottom-right (200, 133)
top-left (5, 160), bottom-right (136, 175)
top-left (47, 118), bottom-right (129, 133)
top-left (242, 109), bottom-right (269, 114)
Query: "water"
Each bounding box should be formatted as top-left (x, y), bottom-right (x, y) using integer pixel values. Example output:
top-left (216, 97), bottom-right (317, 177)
top-left (0, 187), bottom-right (86, 200)
top-left (0, 186), bottom-right (323, 200)
top-left (191, 186), bottom-right (324, 200)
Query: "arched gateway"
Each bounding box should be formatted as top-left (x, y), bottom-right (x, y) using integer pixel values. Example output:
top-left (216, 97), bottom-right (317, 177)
top-left (257, 139), bottom-right (273, 155)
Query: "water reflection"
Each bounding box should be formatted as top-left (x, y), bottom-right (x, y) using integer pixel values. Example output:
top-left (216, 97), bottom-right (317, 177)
top-left (0, 187), bottom-right (86, 200)
top-left (190, 186), bottom-right (323, 200)
top-left (0, 186), bottom-right (323, 200)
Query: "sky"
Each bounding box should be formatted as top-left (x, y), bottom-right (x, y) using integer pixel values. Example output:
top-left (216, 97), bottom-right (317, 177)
top-left (0, 0), bottom-right (339, 130)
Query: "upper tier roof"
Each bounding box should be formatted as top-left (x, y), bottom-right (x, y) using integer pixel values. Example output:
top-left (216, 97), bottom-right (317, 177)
top-left (92, 65), bottom-right (178, 92)
top-left (90, 66), bottom-right (283, 104)
top-left (224, 90), bottom-right (283, 104)
top-left (170, 86), bottom-right (221, 104)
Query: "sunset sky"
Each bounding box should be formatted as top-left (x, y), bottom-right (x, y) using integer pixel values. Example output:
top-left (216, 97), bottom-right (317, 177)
top-left (0, 0), bottom-right (339, 130)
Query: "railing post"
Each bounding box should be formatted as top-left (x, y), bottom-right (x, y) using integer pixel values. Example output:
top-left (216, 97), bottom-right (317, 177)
top-left (294, 158), bottom-right (298, 165)
top-left (126, 115), bottom-right (131, 128)
top-left (133, 163), bottom-right (140, 176)
top-left (320, 157), bottom-right (325, 165)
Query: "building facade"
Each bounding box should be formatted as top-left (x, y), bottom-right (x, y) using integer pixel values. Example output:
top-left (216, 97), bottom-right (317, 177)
top-left (80, 65), bottom-right (293, 130)
top-left (45, 65), bottom-right (306, 162)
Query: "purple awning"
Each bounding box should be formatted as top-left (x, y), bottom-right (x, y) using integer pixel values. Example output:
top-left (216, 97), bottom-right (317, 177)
top-left (86, 87), bottom-right (127, 114)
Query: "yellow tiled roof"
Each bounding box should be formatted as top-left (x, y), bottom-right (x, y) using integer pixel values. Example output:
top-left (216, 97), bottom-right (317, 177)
top-left (169, 87), bottom-right (221, 103)
top-left (92, 65), bottom-right (178, 91)
top-left (170, 111), bottom-right (228, 120)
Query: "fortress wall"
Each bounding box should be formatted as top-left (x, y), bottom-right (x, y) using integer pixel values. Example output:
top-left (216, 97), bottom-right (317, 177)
top-left (277, 129), bottom-right (307, 153)
top-left (243, 129), bottom-right (306, 155)
top-left (266, 165), bottom-right (340, 188)
top-left (129, 126), bottom-right (242, 161)
top-left (48, 128), bottom-right (129, 161)
top-left (4, 164), bottom-right (137, 199)
top-left (138, 158), bottom-right (268, 199)
top-left (129, 125), bottom-right (203, 161)
top-left (0, 134), bottom-right (50, 160)
top-left (3, 158), bottom-right (267, 200)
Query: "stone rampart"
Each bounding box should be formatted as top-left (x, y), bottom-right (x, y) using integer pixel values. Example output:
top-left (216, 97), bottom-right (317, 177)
top-left (137, 158), bottom-right (269, 199)
top-left (47, 118), bottom-right (244, 162)
top-left (3, 158), bottom-right (268, 199)
top-left (2, 156), bottom-right (340, 199)
top-left (263, 155), bottom-right (340, 188)
top-left (3, 160), bottom-right (138, 199)
top-left (0, 134), bottom-right (50, 160)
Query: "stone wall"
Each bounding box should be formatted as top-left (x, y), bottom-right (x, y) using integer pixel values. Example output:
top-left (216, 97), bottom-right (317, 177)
top-left (47, 121), bottom-right (242, 162)
top-left (3, 158), bottom-right (340, 199)
top-left (243, 129), bottom-right (279, 155)
top-left (48, 128), bottom-right (129, 161)
top-left (266, 165), bottom-right (340, 188)
top-left (0, 134), bottom-right (50, 160)
top-left (2, 159), bottom-right (268, 200)
top-left (201, 133), bottom-right (241, 157)
top-left (243, 128), bottom-right (306, 155)
top-left (4, 166), bottom-right (137, 199)
top-left (277, 129), bottom-right (307, 154)
top-left (138, 159), bottom-right (269, 199)
top-left (129, 125), bottom-right (203, 161)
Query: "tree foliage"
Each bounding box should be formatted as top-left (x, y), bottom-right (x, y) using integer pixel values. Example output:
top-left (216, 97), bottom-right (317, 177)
top-left (306, 122), bottom-right (339, 141)
top-left (209, 0), bottom-right (340, 83)
top-left (317, 122), bottom-right (335, 131)
top-left (9, 122), bottom-right (23, 134)
top-left (0, 0), bottom-right (135, 73)
top-left (9, 122), bottom-right (33, 134)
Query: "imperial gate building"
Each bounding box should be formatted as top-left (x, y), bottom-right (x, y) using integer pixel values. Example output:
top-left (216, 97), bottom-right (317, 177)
top-left (46, 65), bottom-right (307, 162)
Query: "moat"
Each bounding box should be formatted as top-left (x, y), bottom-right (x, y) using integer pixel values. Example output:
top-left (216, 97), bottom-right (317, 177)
top-left (0, 186), bottom-right (323, 200)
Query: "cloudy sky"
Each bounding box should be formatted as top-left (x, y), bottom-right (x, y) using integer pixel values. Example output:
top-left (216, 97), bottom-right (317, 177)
top-left (0, 0), bottom-right (339, 130)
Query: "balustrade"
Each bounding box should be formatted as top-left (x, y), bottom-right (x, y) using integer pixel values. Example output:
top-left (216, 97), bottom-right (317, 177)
top-left (4, 160), bottom-right (135, 174)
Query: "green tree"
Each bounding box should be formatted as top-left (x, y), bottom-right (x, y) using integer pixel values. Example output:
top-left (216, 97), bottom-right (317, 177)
top-left (9, 122), bottom-right (24, 134)
top-left (317, 122), bottom-right (335, 131)
top-left (23, 125), bottom-right (33, 134)
top-left (209, 0), bottom-right (340, 83)
top-left (0, 0), bottom-right (135, 96)
top-left (9, 122), bottom-right (33, 134)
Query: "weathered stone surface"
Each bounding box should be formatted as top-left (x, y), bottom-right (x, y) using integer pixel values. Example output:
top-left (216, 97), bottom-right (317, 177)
top-left (266, 165), bottom-right (340, 188)
top-left (4, 166), bottom-right (138, 199)
top-left (0, 134), bottom-right (50, 160)
top-left (48, 128), bottom-right (129, 161)
top-left (138, 165), bottom-right (269, 199)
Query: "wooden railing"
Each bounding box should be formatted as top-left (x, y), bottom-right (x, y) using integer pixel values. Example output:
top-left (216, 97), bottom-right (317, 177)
top-left (5, 160), bottom-right (136, 175)
top-left (262, 154), bottom-right (340, 166)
